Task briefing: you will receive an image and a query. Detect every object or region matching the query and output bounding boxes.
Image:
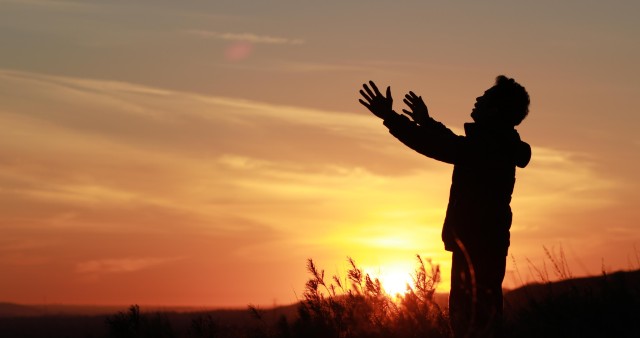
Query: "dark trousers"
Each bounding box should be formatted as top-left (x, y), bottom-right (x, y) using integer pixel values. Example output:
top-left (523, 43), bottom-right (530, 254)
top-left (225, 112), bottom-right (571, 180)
top-left (449, 249), bottom-right (506, 338)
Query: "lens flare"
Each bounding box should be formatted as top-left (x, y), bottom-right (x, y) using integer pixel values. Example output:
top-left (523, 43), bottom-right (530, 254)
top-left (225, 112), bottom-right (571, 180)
top-left (225, 41), bottom-right (253, 61)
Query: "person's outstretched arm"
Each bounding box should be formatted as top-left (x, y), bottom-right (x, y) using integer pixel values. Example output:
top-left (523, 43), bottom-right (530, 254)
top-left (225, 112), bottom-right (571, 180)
top-left (385, 91), bottom-right (462, 164)
top-left (359, 81), bottom-right (462, 164)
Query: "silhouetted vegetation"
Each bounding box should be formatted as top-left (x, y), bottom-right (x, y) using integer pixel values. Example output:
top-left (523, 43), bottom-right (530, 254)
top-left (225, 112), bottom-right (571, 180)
top-left (291, 255), bottom-right (449, 338)
top-left (2, 252), bottom-right (640, 337)
top-left (98, 253), bottom-right (640, 338)
top-left (106, 305), bottom-right (174, 338)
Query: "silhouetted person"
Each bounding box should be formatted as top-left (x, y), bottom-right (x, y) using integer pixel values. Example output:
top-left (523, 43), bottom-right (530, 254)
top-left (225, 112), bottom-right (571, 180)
top-left (359, 76), bottom-right (531, 338)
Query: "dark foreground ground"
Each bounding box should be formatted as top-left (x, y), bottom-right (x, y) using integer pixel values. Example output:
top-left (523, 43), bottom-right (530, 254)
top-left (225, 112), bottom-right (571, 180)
top-left (1, 269), bottom-right (639, 338)
top-left (0, 304), bottom-right (298, 338)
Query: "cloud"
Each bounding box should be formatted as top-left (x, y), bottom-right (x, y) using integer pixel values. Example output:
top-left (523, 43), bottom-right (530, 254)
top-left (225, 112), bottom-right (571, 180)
top-left (0, 68), bottom-right (418, 177)
top-left (0, 68), bottom-right (625, 268)
top-left (1, 69), bottom-right (635, 306)
top-left (513, 146), bottom-right (618, 222)
top-left (0, 69), bottom-right (423, 247)
top-left (0, 69), bottom-right (617, 216)
top-left (185, 29), bottom-right (304, 45)
top-left (274, 61), bottom-right (377, 73)
top-left (76, 257), bottom-right (181, 274)
top-left (0, 0), bottom-right (97, 10)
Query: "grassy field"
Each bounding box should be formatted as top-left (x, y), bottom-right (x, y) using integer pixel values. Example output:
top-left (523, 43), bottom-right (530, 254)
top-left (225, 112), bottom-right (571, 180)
top-left (1, 255), bottom-right (639, 338)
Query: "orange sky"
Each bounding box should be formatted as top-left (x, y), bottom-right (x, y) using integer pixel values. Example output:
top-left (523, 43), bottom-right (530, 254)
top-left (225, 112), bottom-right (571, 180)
top-left (1, 1), bottom-right (639, 307)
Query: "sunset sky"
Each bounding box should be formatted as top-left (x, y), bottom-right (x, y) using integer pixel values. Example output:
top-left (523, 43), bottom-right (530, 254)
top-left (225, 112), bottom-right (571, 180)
top-left (1, 0), bottom-right (639, 307)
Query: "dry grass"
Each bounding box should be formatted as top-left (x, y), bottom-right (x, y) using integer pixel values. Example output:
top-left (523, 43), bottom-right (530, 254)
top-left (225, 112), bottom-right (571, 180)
top-left (99, 249), bottom-right (640, 338)
top-left (293, 255), bottom-right (449, 338)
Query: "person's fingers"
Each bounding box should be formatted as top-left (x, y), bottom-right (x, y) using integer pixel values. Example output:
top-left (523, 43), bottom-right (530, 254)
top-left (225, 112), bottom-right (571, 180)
top-left (369, 81), bottom-right (382, 96)
top-left (406, 95), bottom-right (424, 108)
top-left (363, 84), bottom-right (375, 99)
top-left (386, 86), bottom-right (392, 99)
top-left (359, 89), bottom-right (372, 102)
top-left (403, 95), bottom-right (413, 102)
top-left (402, 109), bottom-right (413, 116)
top-left (403, 98), bottom-right (414, 108)
top-left (409, 91), bottom-right (417, 98)
top-left (358, 99), bottom-right (371, 109)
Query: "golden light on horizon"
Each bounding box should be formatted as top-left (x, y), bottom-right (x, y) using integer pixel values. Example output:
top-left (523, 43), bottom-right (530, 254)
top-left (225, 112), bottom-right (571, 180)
top-left (1, 66), bottom-right (635, 307)
top-left (365, 265), bottom-right (414, 297)
top-left (1, 1), bottom-right (639, 309)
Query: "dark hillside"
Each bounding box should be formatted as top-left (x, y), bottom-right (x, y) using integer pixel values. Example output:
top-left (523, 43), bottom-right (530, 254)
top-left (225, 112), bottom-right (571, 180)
top-left (504, 269), bottom-right (640, 338)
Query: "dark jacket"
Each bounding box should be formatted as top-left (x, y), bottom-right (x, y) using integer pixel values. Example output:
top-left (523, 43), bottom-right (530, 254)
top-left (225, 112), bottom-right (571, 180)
top-left (383, 112), bottom-right (531, 256)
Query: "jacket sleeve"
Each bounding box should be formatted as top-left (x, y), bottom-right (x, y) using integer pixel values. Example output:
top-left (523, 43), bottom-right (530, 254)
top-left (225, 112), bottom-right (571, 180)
top-left (382, 112), bottom-right (463, 164)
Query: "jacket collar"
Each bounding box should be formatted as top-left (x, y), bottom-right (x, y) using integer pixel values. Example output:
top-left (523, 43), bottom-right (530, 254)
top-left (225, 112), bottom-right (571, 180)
top-left (464, 122), bottom-right (518, 140)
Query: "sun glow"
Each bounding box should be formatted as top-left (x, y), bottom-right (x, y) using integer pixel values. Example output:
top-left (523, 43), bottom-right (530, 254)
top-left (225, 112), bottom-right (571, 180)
top-left (365, 265), bottom-right (415, 297)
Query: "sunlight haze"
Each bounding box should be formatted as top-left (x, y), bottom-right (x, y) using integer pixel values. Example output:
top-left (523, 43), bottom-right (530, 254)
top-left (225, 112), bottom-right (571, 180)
top-left (1, 0), bottom-right (639, 307)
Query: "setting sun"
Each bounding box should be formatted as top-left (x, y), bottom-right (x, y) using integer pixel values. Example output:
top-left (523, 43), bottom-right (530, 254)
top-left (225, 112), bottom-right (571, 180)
top-left (1, 0), bottom-right (640, 337)
top-left (364, 264), bottom-right (415, 297)
top-left (0, 1), bottom-right (639, 330)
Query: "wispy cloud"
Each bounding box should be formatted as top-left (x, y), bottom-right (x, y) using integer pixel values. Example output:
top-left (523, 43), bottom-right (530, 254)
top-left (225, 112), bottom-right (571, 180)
top-left (0, 69), bottom-right (629, 291)
top-left (0, 0), bottom-right (97, 10)
top-left (275, 61), bottom-right (377, 73)
top-left (1, 68), bottom-right (636, 306)
top-left (76, 257), bottom-right (182, 274)
top-left (185, 29), bottom-right (305, 45)
top-left (0, 68), bottom-right (420, 241)
top-left (0, 70), bottom-right (618, 226)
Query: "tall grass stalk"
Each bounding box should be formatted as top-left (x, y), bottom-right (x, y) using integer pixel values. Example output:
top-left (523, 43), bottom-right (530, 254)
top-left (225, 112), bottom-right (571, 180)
top-left (295, 255), bottom-right (450, 338)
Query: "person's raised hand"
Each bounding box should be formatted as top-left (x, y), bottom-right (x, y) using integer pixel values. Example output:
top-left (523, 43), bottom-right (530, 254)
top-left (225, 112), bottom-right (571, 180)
top-left (359, 80), bottom-right (394, 120)
top-left (402, 91), bottom-right (430, 125)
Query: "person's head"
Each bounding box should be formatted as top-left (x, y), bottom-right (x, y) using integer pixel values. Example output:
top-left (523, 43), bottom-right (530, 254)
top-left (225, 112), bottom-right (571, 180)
top-left (471, 75), bottom-right (530, 127)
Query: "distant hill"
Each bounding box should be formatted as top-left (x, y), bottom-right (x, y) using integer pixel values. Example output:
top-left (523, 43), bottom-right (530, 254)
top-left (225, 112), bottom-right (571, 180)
top-left (2, 270), bottom-right (639, 337)
top-left (0, 303), bottom-right (234, 317)
top-left (503, 269), bottom-right (640, 337)
top-left (0, 302), bottom-right (45, 317)
top-left (3, 269), bottom-right (638, 318)
top-left (504, 268), bottom-right (640, 311)
top-left (0, 303), bottom-right (300, 338)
